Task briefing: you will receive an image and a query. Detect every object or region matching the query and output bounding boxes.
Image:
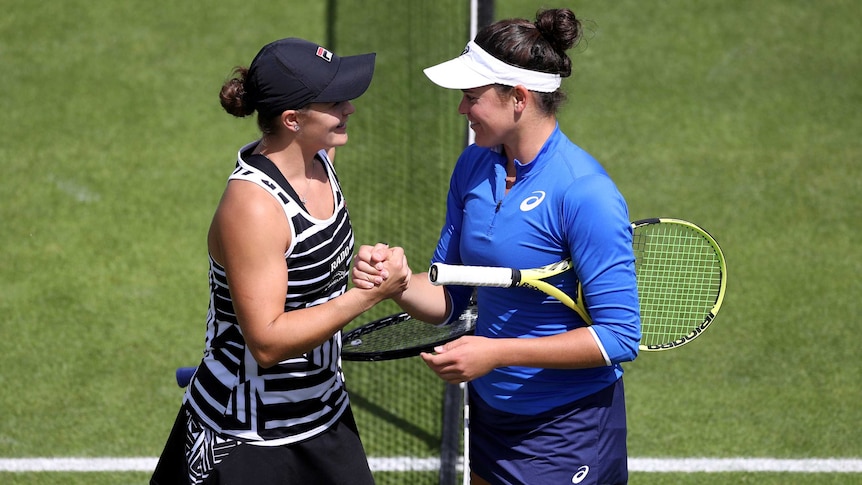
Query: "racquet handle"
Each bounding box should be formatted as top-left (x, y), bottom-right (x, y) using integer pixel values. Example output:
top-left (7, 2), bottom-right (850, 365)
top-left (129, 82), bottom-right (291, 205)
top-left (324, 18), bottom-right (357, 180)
top-left (176, 366), bottom-right (196, 388)
top-left (429, 263), bottom-right (516, 287)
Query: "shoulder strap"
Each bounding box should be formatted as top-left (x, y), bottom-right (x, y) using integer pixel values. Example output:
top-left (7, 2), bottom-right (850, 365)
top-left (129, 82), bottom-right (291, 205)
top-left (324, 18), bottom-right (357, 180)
top-left (315, 150), bottom-right (345, 205)
top-left (243, 154), bottom-right (306, 209)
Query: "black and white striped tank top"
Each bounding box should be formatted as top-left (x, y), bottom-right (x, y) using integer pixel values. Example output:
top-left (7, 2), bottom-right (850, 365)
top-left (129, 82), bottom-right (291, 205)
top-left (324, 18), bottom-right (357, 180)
top-left (184, 142), bottom-right (354, 446)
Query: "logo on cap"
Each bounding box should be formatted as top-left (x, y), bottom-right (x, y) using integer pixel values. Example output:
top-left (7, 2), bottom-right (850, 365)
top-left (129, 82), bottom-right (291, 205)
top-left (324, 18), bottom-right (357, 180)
top-left (316, 47), bottom-right (333, 62)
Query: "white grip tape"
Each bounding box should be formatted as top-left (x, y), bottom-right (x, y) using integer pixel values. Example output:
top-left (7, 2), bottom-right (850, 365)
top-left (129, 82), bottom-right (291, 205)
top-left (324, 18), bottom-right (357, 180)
top-left (429, 263), bottom-right (514, 287)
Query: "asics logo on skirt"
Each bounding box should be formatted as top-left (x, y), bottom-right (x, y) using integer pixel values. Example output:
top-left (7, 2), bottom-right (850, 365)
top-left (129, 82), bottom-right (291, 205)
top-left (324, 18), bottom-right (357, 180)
top-left (571, 465), bottom-right (590, 483)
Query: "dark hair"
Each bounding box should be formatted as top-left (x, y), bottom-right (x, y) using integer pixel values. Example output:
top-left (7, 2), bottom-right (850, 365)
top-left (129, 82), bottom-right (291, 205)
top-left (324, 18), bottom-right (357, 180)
top-left (475, 8), bottom-right (582, 115)
top-left (219, 67), bottom-right (280, 135)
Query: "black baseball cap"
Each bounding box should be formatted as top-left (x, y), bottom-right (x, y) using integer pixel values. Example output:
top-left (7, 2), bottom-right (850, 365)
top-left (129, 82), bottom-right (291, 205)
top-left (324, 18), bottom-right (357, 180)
top-left (246, 38), bottom-right (376, 117)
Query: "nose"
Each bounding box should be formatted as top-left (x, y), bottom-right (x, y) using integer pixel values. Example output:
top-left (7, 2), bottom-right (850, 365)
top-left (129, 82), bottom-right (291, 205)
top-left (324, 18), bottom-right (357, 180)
top-left (457, 96), bottom-right (470, 115)
top-left (343, 100), bottom-right (356, 115)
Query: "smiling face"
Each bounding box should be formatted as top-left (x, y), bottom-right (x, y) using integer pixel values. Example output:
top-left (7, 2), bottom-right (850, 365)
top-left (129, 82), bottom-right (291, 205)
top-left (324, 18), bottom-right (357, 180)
top-left (458, 85), bottom-right (515, 148)
top-left (298, 100), bottom-right (357, 151)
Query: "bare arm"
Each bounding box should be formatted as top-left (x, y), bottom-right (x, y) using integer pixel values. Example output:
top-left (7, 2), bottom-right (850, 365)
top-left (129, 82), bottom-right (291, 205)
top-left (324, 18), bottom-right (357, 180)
top-left (210, 182), bottom-right (409, 368)
top-left (420, 327), bottom-right (607, 384)
top-left (352, 245), bottom-right (607, 383)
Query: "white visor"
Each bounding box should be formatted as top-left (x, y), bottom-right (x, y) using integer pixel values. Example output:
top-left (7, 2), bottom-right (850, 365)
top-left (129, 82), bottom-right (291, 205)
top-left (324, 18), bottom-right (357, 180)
top-left (423, 41), bottom-right (562, 93)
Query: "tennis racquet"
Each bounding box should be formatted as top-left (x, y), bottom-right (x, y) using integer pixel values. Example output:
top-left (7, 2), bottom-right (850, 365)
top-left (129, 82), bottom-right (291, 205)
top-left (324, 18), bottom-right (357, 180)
top-left (430, 218), bottom-right (727, 351)
top-left (341, 304), bottom-right (478, 361)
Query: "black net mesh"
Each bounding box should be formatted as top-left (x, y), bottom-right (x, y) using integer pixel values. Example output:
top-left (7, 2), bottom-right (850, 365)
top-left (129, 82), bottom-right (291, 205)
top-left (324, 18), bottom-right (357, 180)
top-left (329, 1), bottom-right (481, 483)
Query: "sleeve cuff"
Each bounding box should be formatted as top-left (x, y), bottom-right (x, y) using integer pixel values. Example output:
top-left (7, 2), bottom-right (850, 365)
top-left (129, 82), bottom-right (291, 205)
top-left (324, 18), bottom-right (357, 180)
top-left (587, 326), bottom-right (612, 366)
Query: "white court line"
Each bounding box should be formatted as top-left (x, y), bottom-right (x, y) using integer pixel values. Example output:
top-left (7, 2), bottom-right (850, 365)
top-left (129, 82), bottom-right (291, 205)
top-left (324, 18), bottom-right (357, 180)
top-left (631, 458), bottom-right (862, 473)
top-left (1, 457), bottom-right (862, 473)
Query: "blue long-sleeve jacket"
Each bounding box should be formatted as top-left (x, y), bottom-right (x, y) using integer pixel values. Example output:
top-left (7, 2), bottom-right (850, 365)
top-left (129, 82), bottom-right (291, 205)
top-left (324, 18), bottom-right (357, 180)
top-left (432, 125), bottom-right (640, 415)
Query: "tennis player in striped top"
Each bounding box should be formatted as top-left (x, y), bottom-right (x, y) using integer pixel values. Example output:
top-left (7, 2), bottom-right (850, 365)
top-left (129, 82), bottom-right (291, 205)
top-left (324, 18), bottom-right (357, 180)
top-left (354, 8), bottom-right (640, 485)
top-left (151, 38), bottom-right (410, 485)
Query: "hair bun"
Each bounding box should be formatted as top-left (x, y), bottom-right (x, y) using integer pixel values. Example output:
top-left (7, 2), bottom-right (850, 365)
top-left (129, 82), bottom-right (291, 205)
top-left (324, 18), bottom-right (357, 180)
top-left (535, 8), bottom-right (580, 53)
top-left (219, 67), bottom-right (256, 118)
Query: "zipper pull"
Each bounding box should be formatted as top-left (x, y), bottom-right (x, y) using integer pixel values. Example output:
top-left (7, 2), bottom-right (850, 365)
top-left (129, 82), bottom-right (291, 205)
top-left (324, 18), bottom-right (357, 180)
top-left (495, 200), bottom-right (502, 213)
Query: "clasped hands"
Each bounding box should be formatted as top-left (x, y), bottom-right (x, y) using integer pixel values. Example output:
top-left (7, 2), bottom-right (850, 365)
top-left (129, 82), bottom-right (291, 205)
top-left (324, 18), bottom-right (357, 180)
top-left (352, 243), bottom-right (411, 297)
top-left (352, 243), bottom-right (496, 384)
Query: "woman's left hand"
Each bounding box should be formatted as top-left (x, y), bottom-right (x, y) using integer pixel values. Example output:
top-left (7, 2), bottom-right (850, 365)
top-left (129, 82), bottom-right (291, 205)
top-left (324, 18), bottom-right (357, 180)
top-left (420, 336), bottom-right (499, 384)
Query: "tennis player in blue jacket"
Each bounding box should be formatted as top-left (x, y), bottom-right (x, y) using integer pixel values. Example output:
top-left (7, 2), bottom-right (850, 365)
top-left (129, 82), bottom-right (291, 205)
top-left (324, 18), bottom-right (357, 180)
top-left (354, 8), bottom-right (640, 485)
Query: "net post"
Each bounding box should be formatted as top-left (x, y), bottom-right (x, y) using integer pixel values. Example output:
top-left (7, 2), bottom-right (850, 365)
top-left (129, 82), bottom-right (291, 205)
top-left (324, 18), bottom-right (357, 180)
top-left (439, 382), bottom-right (463, 485)
top-left (477, 0), bottom-right (494, 30)
top-left (443, 2), bottom-right (495, 482)
top-left (467, 0), bottom-right (495, 146)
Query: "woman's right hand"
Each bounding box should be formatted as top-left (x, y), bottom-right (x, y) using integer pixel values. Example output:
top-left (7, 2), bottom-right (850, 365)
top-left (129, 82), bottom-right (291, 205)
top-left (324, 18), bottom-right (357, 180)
top-left (353, 244), bottom-right (411, 298)
top-left (352, 243), bottom-right (450, 326)
top-left (352, 243), bottom-right (393, 288)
